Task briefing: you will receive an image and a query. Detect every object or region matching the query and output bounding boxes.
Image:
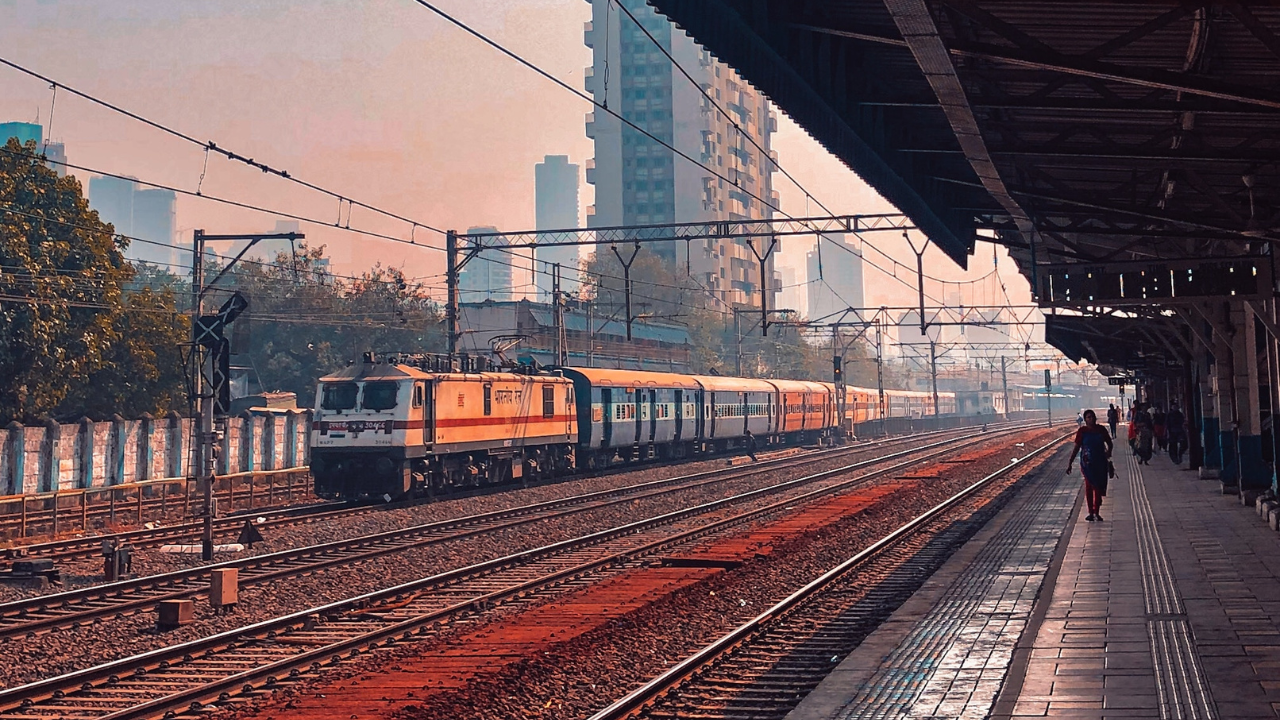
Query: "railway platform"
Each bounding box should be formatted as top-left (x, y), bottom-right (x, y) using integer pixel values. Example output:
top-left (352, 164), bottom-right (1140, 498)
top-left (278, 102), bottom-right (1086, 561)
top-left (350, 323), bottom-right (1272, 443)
top-left (789, 446), bottom-right (1280, 720)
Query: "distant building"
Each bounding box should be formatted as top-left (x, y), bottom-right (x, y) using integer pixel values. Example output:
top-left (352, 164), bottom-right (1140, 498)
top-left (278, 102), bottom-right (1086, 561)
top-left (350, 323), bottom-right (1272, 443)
top-left (585, 0), bottom-right (779, 309)
top-left (1, 122), bottom-right (67, 176)
top-left (0, 122), bottom-right (41, 146)
top-left (777, 265), bottom-right (804, 318)
top-left (88, 175), bottom-right (177, 268)
top-left (458, 299), bottom-right (690, 371)
top-left (805, 234), bottom-right (864, 322)
top-left (534, 155), bottom-right (581, 301)
top-left (459, 226), bottom-right (513, 302)
top-left (42, 141), bottom-right (66, 176)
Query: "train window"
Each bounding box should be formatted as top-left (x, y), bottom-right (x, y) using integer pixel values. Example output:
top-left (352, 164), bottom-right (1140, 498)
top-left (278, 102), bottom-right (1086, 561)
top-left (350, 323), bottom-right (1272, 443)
top-left (412, 384), bottom-right (423, 409)
top-left (483, 384), bottom-right (492, 416)
top-left (542, 385), bottom-right (555, 418)
top-left (362, 382), bottom-right (399, 411)
top-left (321, 383), bottom-right (358, 411)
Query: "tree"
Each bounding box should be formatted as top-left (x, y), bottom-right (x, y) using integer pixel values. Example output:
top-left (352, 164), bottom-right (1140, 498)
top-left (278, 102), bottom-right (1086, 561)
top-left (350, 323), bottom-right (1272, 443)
top-left (205, 245), bottom-right (446, 402)
top-left (0, 139), bottom-right (189, 423)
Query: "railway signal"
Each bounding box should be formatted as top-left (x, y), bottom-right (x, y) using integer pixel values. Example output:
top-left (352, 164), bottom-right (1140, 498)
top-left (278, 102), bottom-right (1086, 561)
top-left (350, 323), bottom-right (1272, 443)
top-left (189, 231), bottom-right (303, 560)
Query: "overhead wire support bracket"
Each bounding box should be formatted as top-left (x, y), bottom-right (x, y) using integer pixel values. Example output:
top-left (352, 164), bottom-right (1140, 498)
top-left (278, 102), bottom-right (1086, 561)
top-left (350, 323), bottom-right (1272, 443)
top-left (611, 241), bottom-right (642, 341)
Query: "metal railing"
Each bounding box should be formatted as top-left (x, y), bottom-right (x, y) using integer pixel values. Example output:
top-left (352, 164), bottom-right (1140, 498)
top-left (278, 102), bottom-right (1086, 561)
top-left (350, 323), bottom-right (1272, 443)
top-left (0, 467), bottom-right (312, 543)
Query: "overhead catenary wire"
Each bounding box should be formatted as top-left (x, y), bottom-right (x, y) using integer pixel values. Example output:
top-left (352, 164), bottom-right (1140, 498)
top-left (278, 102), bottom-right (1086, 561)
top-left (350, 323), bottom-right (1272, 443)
top-left (411, 0), bottom-right (1011, 319)
top-left (0, 55), bottom-right (447, 238)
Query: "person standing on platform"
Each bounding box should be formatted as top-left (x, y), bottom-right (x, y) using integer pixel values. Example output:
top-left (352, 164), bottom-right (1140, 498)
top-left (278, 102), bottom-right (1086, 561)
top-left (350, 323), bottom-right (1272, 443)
top-left (1166, 403), bottom-right (1186, 464)
top-left (1107, 404), bottom-right (1119, 439)
top-left (1135, 404), bottom-right (1155, 464)
top-left (744, 430), bottom-right (759, 462)
top-left (1068, 409), bottom-right (1114, 522)
top-left (1152, 405), bottom-right (1167, 451)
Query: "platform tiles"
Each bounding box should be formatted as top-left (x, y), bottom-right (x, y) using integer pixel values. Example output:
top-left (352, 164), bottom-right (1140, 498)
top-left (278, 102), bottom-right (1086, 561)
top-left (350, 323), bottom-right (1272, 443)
top-left (996, 450), bottom-right (1280, 720)
top-left (792, 442), bottom-right (1280, 720)
top-left (788, 446), bottom-right (1080, 720)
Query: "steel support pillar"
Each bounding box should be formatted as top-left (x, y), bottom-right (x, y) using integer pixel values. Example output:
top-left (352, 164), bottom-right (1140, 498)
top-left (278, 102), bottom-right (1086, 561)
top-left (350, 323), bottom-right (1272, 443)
top-left (1199, 326), bottom-right (1221, 477)
top-left (1229, 303), bottom-right (1268, 490)
top-left (1210, 303), bottom-right (1236, 485)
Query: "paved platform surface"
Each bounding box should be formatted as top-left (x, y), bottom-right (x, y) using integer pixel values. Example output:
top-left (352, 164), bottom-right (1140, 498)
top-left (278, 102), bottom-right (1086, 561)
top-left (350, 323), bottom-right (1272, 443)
top-left (789, 441), bottom-right (1280, 720)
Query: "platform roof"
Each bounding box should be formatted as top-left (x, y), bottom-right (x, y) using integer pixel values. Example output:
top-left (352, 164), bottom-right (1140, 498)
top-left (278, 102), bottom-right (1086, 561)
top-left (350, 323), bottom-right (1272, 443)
top-left (649, 0), bottom-right (1280, 367)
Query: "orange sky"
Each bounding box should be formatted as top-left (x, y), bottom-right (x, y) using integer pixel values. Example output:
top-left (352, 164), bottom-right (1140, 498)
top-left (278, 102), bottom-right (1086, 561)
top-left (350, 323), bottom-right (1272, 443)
top-left (0, 0), bottom-right (1035, 316)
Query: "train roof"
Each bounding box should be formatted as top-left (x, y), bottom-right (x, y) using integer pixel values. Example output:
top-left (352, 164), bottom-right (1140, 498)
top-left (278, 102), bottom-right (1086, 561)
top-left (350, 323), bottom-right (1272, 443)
top-left (767, 379), bottom-right (831, 394)
top-left (558, 367), bottom-right (700, 389)
top-left (319, 364), bottom-right (569, 384)
top-left (691, 375), bottom-right (778, 393)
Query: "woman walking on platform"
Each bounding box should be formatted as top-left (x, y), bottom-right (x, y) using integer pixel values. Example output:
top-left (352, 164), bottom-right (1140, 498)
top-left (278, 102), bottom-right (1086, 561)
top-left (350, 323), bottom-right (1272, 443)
top-left (1068, 409), bottom-right (1114, 522)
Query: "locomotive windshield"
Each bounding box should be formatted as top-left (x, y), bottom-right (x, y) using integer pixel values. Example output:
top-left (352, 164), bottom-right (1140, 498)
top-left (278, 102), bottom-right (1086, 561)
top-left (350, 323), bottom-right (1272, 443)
top-left (322, 382), bottom-right (358, 410)
top-left (362, 381), bottom-right (400, 411)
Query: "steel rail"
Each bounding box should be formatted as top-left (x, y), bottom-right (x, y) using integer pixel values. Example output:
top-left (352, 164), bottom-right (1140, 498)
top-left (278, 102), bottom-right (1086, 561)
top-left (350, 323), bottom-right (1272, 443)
top-left (587, 433), bottom-right (1069, 720)
top-left (3, 421), bottom-right (1012, 564)
top-left (0, 426), bottom-right (1014, 641)
top-left (0, 426), bottom-right (1042, 719)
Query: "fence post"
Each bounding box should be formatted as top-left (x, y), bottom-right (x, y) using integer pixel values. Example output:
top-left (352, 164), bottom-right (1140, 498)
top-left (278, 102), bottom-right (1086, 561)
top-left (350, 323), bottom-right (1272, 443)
top-left (4, 421), bottom-right (22, 496)
top-left (262, 413), bottom-right (276, 472)
top-left (241, 412), bottom-right (256, 474)
top-left (167, 411), bottom-right (184, 479)
top-left (77, 418), bottom-right (94, 490)
top-left (110, 414), bottom-right (127, 486)
top-left (284, 411), bottom-right (298, 469)
top-left (40, 417), bottom-right (60, 493)
top-left (138, 413), bottom-right (154, 482)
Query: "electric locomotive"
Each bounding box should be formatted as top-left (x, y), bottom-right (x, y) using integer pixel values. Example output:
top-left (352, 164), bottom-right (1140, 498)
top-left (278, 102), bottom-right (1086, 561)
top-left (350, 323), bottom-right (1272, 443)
top-left (310, 353), bottom-right (575, 498)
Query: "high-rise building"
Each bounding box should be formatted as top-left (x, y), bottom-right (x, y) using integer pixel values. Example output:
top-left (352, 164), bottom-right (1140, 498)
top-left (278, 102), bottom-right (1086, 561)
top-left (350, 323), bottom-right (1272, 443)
top-left (2, 122), bottom-right (67, 176)
top-left (534, 155), bottom-right (581, 301)
top-left (0, 122), bottom-right (41, 146)
top-left (459, 226), bottom-right (514, 302)
top-left (585, 0), bottom-right (778, 309)
top-left (88, 175), bottom-right (178, 268)
top-left (806, 234), bottom-right (864, 322)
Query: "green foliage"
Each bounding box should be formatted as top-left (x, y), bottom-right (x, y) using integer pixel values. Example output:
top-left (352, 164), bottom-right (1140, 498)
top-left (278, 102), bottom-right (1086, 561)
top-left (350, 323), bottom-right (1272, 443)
top-left (205, 246), bottom-right (445, 403)
top-left (0, 139), bottom-right (181, 422)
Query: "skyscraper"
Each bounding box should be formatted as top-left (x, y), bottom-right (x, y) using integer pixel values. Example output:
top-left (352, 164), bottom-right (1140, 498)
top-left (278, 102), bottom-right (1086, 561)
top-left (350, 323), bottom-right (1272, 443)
top-left (534, 155), bottom-right (580, 301)
top-left (0, 122), bottom-right (41, 146)
top-left (459, 226), bottom-right (514, 302)
top-left (2, 122), bottom-right (67, 176)
top-left (806, 234), bottom-right (864, 322)
top-left (88, 176), bottom-right (178, 268)
top-left (585, 0), bottom-right (778, 309)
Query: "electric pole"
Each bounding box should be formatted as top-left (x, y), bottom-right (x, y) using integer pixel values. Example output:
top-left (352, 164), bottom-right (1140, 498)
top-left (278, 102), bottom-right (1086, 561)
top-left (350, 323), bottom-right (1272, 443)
top-left (446, 230), bottom-right (459, 359)
top-left (552, 263), bottom-right (566, 366)
top-left (929, 340), bottom-right (940, 416)
top-left (875, 318), bottom-right (885, 420)
top-left (1001, 355), bottom-right (1010, 416)
top-left (188, 229), bottom-right (300, 561)
top-left (190, 230), bottom-right (212, 560)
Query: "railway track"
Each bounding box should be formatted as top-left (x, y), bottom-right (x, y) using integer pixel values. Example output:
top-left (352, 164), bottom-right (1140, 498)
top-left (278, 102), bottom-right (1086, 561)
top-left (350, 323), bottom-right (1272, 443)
top-left (0, 426), bottom-right (1044, 720)
top-left (0, 425), bottom-right (1023, 642)
top-left (3, 422), bottom-right (1012, 566)
top-left (588, 434), bottom-right (1067, 720)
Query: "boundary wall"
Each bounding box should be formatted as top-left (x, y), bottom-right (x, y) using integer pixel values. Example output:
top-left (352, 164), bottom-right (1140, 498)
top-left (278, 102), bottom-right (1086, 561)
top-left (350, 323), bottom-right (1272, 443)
top-left (0, 409), bottom-right (312, 495)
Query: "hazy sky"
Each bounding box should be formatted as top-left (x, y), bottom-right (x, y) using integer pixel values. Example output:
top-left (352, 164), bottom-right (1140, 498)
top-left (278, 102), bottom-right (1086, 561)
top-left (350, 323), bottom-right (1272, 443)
top-left (0, 0), bottom-right (1035, 316)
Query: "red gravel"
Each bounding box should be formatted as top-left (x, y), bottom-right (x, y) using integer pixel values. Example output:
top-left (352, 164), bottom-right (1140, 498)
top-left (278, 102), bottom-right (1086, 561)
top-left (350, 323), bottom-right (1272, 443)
top-left (206, 428), bottom-right (1063, 720)
top-left (0, 434), bottom-right (981, 688)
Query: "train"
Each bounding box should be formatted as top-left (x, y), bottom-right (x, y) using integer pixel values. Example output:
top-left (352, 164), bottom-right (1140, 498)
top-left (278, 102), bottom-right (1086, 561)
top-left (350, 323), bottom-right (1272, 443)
top-left (309, 353), bottom-right (971, 499)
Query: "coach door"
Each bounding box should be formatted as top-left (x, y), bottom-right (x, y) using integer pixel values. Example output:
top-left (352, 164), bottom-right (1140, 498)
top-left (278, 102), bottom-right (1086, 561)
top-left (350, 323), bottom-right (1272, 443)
top-left (741, 392), bottom-right (749, 435)
top-left (708, 391), bottom-right (717, 438)
top-left (412, 381), bottom-right (432, 449)
top-left (648, 389), bottom-right (657, 443)
top-left (601, 388), bottom-right (613, 447)
top-left (674, 389), bottom-right (684, 441)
